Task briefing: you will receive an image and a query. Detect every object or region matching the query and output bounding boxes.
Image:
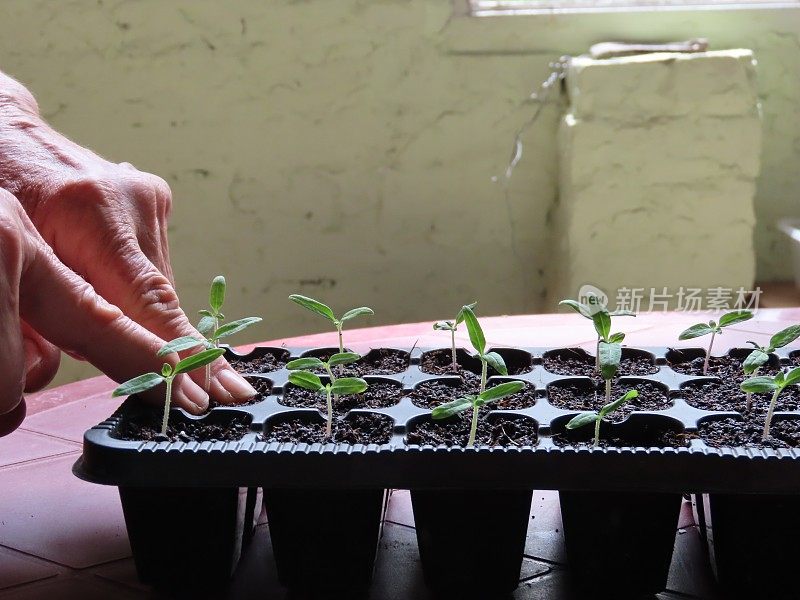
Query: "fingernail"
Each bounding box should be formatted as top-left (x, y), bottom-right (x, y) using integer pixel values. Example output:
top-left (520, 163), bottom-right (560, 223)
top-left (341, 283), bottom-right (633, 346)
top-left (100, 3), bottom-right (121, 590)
top-left (23, 339), bottom-right (41, 374)
top-left (218, 369), bottom-right (257, 401)
top-left (181, 379), bottom-right (209, 413)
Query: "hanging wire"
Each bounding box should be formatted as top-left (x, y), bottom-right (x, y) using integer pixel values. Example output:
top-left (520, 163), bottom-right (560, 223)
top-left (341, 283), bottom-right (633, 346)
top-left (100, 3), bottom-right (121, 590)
top-left (503, 56), bottom-right (570, 182)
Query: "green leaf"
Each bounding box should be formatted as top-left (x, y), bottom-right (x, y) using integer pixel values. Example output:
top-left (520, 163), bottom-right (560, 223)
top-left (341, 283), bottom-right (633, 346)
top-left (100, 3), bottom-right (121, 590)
top-left (559, 299), bottom-right (593, 319)
top-left (328, 352), bottom-right (361, 367)
top-left (770, 325), bottom-right (800, 350)
top-left (455, 302), bottom-right (478, 325)
top-left (433, 321), bottom-right (454, 331)
top-left (286, 357), bottom-right (326, 370)
top-left (431, 397), bottom-right (473, 420)
top-left (608, 332), bottom-right (625, 344)
top-left (565, 411), bottom-right (598, 430)
top-left (161, 363), bottom-right (173, 377)
top-left (198, 309), bottom-right (214, 317)
top-left (783, 367), bottom-right (800, 388)
top-left (678, 323), bottom-right (716, 340)
top-left (479, 381), bottom-right (525, 403)
top-left (289, 294), bottom-right (336, 322)
top-left (718, 310), bottom-right (753, 328)
top-left (598, 341), bottom-right (622, 381)
top-left (599, 389), bottom-right (638, 419)
top-left (209, 276), bottom-right (226, 313)
top-left (742, 350), bottom-right (769, 375)
top-left (197, 315), bottom-right (216, 335)
top-left (330, 377), bottom-right (368, 395)
top-left (483, 351), bottom-right (508, 376)
top-left (288, 371), bottom-right (324, 391)
top-left (740, 376), bottom-right (779, 394)
top-left (111, 373), bottom-right (165, 397)
top-left (340, 307), bottom-right (374, 322)
top-left (592, 311), bottom-right (611, 341)
top-left (461, 305), bottom-right (486, 354)
top-left (213, 317), bottom-right (262, 340)
top-left (157, 336), bottom-right (205, 357)
top-left (173, 348), bottom-right (225, 375)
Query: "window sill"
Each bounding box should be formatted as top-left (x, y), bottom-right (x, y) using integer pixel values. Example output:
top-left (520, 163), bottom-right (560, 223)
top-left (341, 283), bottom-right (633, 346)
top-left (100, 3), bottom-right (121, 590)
top-left (439, 4), bottom-right (800, 55)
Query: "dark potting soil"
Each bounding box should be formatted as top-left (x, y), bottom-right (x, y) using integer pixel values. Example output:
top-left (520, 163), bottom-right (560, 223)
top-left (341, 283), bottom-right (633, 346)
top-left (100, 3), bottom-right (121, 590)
top-left (547, 381), bottom-right (670, 422)
top-left (263, 413), bottom-right (393, 444)
top-left (228, 350), bottom-right (289, 374)
top-left (406, 413), bottom-right (538, 447)
top-left (280, 381), bottom-right (403, 412)
top-left (552, 428), bottom-right (689, 449)
top-left (420, 348), bottom-right (532, 376)
top-left (208, 376), bottom-right (271, 409)
top-left (668, 353), bottom-right (777, 379)
top-left (305, 348), bottom-right (409, 376)
top-left (410, 379), bottom-right (536, 410)
top-left (542, 350), bottom-right (658, 379)
top-left (698, 416), bottom-right (800, 449)
top-left (114, 410), bottom-right (250, 443)
top-left (680, 380), bottom-right (800, 415)
top-left (350, 348), bottom-right (409, 375)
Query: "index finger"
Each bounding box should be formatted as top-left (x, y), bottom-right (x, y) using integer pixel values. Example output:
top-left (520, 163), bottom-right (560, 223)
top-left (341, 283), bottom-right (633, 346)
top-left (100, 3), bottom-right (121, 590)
top-left (17, 226), bottom-right (211, 414)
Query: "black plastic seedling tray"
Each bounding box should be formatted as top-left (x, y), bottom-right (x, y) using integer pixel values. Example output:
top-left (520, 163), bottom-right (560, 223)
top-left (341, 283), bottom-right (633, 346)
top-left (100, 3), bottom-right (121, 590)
top-left (73, 344), bottom-right (800, 599)
top-left (76, 345), bottom-right (800, 492)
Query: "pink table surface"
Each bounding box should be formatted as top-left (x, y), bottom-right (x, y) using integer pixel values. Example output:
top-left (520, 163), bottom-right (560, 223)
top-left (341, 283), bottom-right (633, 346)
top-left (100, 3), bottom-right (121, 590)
top-left (2, 308), bottom-right (799, 597)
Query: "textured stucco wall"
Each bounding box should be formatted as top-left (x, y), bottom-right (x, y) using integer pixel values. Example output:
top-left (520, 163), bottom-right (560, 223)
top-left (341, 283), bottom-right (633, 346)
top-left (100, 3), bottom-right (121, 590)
top-left (550, 50), bottom-right (761, 305)
top-left (0, 2), bottom-right (798, 385)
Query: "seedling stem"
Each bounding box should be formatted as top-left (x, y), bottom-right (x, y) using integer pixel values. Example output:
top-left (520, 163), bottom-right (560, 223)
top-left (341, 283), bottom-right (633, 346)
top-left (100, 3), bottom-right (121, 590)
top-left (742, 325), bottom-right (800, 412)
top-left (431, 306), bottom-right (524, 447)
top-left (190, 276), bottom-right (262, 391)
top-left (433, 303), bottom-right (477, 372)
top-left (112, 346), bottom-right (225, 436)
top-left (741, 366), bottom-right (800, 439)
top-left (678, 311), bottom-right (753, 375)
top-left (559, 297), bottom-right (633, 372)
top-left (286, 353), bottom-right (367, 439)
top-left (565, 390), bottom-right (639, 447)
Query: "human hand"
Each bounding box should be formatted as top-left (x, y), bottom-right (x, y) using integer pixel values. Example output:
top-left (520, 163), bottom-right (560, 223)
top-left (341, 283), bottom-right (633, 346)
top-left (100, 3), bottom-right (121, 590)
top-left (0, 73), bottom-right (256, 416)
top-left (0, 190), bottom-right (222, 428)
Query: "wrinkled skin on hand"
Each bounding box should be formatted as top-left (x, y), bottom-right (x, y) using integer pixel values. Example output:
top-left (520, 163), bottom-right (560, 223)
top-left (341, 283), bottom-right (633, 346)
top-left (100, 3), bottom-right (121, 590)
top-left (0, 72), bottom-right (255, 432)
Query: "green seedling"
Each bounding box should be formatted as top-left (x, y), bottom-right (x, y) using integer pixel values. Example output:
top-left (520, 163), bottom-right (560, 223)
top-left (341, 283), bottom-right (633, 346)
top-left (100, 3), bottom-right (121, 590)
top-left (289, 294), bottom-right (373, 354)
top-left (560, 298), bottom-right (633, 371)
top-left (429, 305), bottom-right (524, 447)
top-left (161, 276), bottom-right (262, 390)
top-left (111, 346), bottom-right (225, 436)
top-left (286, 352), bottom-right (367, 438)
top-left (459, 305), bottom-right (510, 393)
top-left (598, 339), bottom-right (623, 406)
top-left (740, 367), bottom-right (800, 439)
top-left (431, 381), bottom-right (525, 448)
top-left (741, 324), bottom-right (800, 411)
top-left (678, 310), bottom-right (754, 375)
top-left (565, 390), bottom-right (639, 447)
top-left (432, 302), bottom-right (477, 372)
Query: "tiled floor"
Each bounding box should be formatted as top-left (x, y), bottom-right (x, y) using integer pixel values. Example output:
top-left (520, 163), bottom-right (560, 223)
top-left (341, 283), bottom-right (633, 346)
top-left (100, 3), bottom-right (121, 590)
top-left (3, 308), bottom-right (800, 599)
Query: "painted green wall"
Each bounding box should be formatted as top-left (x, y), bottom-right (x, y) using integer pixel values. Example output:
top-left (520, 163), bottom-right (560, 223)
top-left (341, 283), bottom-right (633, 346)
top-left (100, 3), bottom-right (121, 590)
top-left (0, 1), bottom-right (798, 385)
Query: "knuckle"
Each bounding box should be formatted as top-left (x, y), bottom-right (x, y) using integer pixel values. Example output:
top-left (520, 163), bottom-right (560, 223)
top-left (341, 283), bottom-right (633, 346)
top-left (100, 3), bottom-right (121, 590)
top-left (0, 203), bottom-right (27, 275)
top-left (74, 282), bottom-right (125, 327)
top-left (140, 173), bottom-right (173, 217)
top-left (130, 268), bottom-right (187, 327)
top-left (54, 177), bottom-right (113, 204)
